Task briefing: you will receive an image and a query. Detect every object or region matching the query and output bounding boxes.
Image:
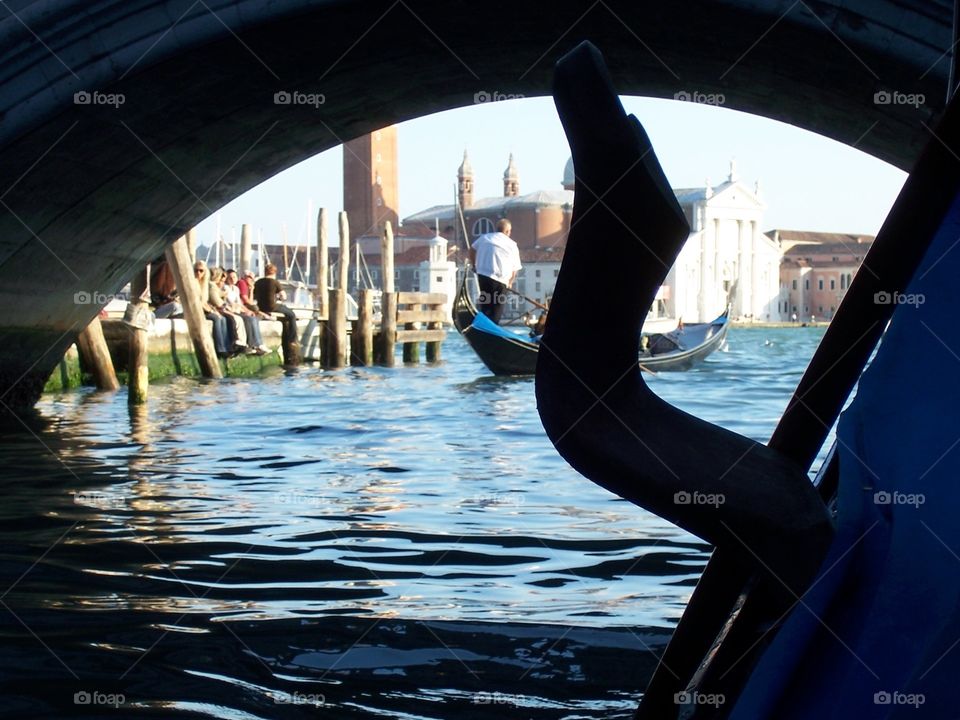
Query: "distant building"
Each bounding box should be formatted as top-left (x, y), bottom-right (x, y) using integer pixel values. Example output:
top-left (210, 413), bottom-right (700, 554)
top-left (770, 230), bottom-right (874, 321)
top-left (668, 162), bottom-right (781, 322)
top-left (405, 155), bottom-right (781, 321)
top-left (403, 152), bottom-right (573, 314)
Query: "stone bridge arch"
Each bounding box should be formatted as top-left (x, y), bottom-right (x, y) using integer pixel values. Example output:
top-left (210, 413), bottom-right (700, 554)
top-left (0, 0), bottom-right (951, 406)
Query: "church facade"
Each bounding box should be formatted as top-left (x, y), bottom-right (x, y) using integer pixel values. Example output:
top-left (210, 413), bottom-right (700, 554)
top-left (403, 155), bottom-right (782, 322)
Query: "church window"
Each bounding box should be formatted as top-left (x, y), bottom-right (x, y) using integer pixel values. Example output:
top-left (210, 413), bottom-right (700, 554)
top-left (472, 217), bottom-right (495, 236)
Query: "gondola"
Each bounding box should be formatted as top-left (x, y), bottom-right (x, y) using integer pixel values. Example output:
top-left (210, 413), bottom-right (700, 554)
top-left (452, 271), bottom-right (729, 376)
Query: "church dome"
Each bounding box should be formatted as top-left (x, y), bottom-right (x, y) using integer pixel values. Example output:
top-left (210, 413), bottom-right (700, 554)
top-left (562, 156), bottom-right (575, 189)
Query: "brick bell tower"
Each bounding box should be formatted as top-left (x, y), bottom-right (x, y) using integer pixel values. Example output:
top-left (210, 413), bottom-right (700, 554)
top-left (342, 125), bottom-right (399, 241)
top-left (457, 149), bottom-right (474, 209)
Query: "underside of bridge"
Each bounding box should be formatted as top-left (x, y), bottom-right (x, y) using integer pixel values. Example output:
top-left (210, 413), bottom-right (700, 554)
top-left (0, 0), bottom-right (952, 408)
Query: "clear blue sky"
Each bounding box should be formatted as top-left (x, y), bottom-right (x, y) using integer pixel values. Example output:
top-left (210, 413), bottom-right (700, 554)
top-left (193, 95), bottom-right (907, 251)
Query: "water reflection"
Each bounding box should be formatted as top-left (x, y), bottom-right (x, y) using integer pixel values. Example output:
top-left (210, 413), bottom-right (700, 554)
top-left (0, 328), bottom-right (823, 718)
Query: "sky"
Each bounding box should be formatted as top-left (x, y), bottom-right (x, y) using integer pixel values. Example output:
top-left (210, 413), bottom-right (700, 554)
top-left (193, 95), bottom-right (908, 252)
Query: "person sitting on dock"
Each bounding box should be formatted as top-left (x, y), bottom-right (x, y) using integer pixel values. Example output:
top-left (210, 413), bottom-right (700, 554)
top-left (208, 267), bottom-right (247, 356)
top-left (469, 218), bottom-right (522, 325)
top-left (237, 270), bottom-right (264, 316)
top-left (254, 263), bottom-right (298, 351)
top-left (224, 269), bottom-right (268, 355)
top-left (194, 260), bottom-right (232, 358)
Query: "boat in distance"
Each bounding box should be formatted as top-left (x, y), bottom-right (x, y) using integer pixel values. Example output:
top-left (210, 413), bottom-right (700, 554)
top-left (452, 272), bottom-right (729, 376)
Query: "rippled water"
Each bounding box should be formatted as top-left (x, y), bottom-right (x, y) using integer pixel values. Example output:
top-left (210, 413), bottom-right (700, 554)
top-left (0, 327), bottom-right (825, 719)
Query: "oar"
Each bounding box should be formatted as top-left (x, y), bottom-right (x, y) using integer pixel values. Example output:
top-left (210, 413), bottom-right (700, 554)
top-left (504, 286), bottom-right (549, 311)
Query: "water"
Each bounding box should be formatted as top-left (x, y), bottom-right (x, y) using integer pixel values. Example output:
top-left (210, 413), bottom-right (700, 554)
top-left (0, 327), bottom-right (826, 719)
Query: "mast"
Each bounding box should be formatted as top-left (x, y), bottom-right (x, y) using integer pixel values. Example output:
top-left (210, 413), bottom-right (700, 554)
top-left (305, 199), bottom-right (313, 285)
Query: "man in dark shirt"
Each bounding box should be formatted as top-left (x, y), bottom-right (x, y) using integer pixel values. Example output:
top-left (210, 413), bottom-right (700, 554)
top-left (254, 263), bottom-right (298, 350)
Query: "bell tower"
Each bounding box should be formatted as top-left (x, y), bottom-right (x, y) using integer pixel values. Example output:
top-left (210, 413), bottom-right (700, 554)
top-left (457, 150), bottom-right (474, 209)
top-left (503, 153), bottom-right (519, 197)
top-left (342, 125), bottom-right (399, 241)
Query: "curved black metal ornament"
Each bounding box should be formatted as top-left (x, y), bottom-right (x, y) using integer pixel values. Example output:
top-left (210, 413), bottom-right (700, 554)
top-left (537, 42), bottom-right (834, 717)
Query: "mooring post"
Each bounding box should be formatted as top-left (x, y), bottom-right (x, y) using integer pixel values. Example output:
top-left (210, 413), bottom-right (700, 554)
top-left (75, 316), bottom-right (120, 391)
top-left (317, 208), bottom-right (329, 321)
top-left (185, 227), bottom-right (197, 264)
top-left (314, 208), bottom-right (329, 365)
top-left (402, 321), bottom-right (420, 363)
top-left (325, 212), bottom-right (350, 368)
top-left (126, 267), bottom-right (150, 404)
top-left (426, 298), bottom-right (443, 363)
top-left (240, 224), bottom-right (252, 275)
top-left (165, 235), bottom-right (222, 378)
top-left (353, 289), bottom-right (374, 366)
top-left (378, 220), bottom-right (396, 367)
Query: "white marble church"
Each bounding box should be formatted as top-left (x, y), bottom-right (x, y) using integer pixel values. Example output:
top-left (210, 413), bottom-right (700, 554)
top-left (664, 161), bottom-right (781, 322)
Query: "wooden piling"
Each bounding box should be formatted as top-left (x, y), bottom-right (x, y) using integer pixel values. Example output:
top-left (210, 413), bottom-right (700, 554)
top-left (240, 224), bottom-right (252, 275)
top-left (402, 322), bottom-right (420, 363)
top-left (326, 289), bottom-right (347, 368)
top-left (353, 289), bottom-right (374, 366)
top-left (127, 267), bottom-right (150, 404)
top-left (165, 235), bottom-right (222, 378)
top-left (75, 317), bottom-right (120, 391)
top-left (128, 323), bottom-right (149, 403)
top-left (378, 221), bottom-right (396, 367)
top-left (324, 212), bottom-right (350, 368)
top-left (317, 208), bottom-right (329, 320)
top-left (185, 228), bottom-right (197, 264)
top-left (338, 212), bottom-right (350, 292)
top-left (426, 298), bottom-right (443, 363)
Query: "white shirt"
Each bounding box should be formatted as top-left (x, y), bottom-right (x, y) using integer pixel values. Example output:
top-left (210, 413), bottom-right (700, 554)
top-left (472, 232), bottom-right (522, 285)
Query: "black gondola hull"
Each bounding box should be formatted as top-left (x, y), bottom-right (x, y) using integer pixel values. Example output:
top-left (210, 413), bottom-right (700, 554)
top-left (453, 273), bottom-right (728, 376)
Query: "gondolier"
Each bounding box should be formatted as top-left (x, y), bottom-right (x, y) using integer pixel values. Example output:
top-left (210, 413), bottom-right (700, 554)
top-left (469, 218), bottom-right (522, 324)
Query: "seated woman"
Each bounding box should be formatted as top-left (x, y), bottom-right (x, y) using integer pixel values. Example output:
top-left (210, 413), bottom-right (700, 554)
top-left (224, 269), bottom-right (268, 354)
top-left (208, 267), bottom-right (247, 355)
top-left (194, 261), bottom-right (231, 358)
